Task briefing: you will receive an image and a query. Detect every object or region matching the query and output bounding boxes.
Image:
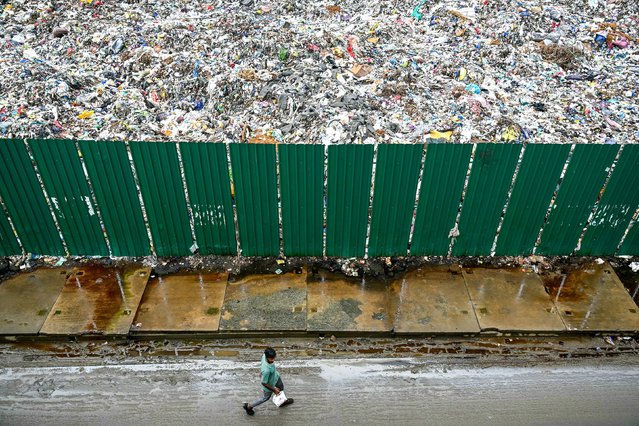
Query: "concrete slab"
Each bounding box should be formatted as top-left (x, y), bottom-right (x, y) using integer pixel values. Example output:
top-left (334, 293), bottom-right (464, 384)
top-left (545, 262), bottom-right (639, 332)
top-left (40, 265), bottom-right (150, 336)
top-left (219, 270), bottom-right (307, 331)
top-left (133, 272), bottom-right (227, 333)
top-left (307, 270), bottom-right (391, 333)
top-left (389, 267), bottom-right (480, 334)
top-left (463, 268), bottom-right (566, 332)
top-left (0, 268), bottom-right (69, 335)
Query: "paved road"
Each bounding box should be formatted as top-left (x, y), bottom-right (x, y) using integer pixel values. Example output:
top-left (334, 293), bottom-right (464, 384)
top-left (1, 357), bottom-right (638, 425)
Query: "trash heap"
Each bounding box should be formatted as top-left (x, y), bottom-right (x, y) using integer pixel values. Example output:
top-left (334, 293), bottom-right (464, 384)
top-left (1, 0), bottom-right (637, 144)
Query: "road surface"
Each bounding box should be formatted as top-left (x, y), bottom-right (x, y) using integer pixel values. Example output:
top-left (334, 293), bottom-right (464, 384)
top-left (1, 356), bottom-right (638, 425)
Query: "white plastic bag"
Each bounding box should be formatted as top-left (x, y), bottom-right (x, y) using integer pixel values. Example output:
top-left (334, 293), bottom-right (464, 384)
top-left (272, 391), bottom-right (287, 407)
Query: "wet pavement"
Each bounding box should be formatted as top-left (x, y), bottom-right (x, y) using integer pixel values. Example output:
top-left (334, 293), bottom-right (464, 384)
top-left (1, 356), bottom-right (638, 426)
top-left (545, 262), bottom-right (639, 332)
top-left (220, 270), bottom-right (307, 332)
top-left (307, 270), bottom-right (392, 333)
top-left (390, 267), bottom-right (479, 334)
top-left (133, 272), bottom-right (227, 333)
top-left (0, 268), bottom-right (68, 335)
top-left (464, 269), bottom-right (566, 332)
top-left (0, 261), bottom-right (638, 339)
top-left (39, 265), bottom-right (150, 336)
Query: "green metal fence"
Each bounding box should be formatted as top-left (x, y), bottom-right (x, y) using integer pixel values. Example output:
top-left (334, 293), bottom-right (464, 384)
top-left (0, 139), bottom-right (637, 258)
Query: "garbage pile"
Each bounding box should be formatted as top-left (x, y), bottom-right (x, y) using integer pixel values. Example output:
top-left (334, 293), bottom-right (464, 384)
top-left (1, 0), bottom-right (637, 144)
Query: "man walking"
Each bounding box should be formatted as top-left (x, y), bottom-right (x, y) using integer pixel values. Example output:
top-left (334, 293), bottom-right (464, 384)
top-left (243, 347), bottom-right (294, 415)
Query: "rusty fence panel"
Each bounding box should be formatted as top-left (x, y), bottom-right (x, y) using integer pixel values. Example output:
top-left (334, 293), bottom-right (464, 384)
top-left (537, 144), bottom-right (619, 255)
top-left (368, 144), bottom-right (423, 257)
top-left (579, 145), bottom-right (639, 255)
top-left (279, 144), bottom-right (324, 256)
top-left (326, 144), bottom-right (374, 258)
top-left (0, 202), bottom-right (19, 256)
top-left (129, 141), bottom-right (192, 256)
top-left (495, 144), bottom-right (571, 256)
top-left (180, 142), bottom-right (237, 255)
top-left (0, 139), bottom-right (64, 255)
top-left (28, 139), bottom-right (108, 256)
top-left (230, 144), bottom-right (279, 256)
top-left (411, 144), bottom-right (473, 255)
top-left (452, 144), bottom-right (522, 256)
top-left (79, 140), bottom-right (151, 256)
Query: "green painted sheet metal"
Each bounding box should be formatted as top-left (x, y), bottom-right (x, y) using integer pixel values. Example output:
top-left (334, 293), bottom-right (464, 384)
top-left (0, 139), bottom-right (64, 255)
top-left (180, 142), bottom-right (236, 255)
top-left (279, 144), bottom-right (324, 256)
top-left (495, 144), bottom-right (571, 255)
top-left (452, 144), bottom-right (521, 256)
top-left (0, 206), bottom-right (20, 256)
top-left (618, 219), bottom-right (639, 255)
top-left (537, 144), bottom-right (619, 255)
top-left (368, 144), bottom-right (423, 257)
top-left (129, 141), bottom-right (192, 256)
top-left (411, 144), bottom-right (472, 255)
top-left (230, 144), bottom-right (279, 256)
top-left (326, 144), bottom-right (374, 257)
top-left (78, 140), bottom-right (150, 256)
top-left (28, 139), bottom-right (108, 256)
top-left (579, 145), bottom-right (639, 255)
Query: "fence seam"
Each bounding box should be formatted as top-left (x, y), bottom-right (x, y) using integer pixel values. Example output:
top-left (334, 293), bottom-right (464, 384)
top-left (491, 144), bottom-right (527, 256)
top-left (448, 144), bottom-right (476, 257)
top-left (574, 145), bottom-right (623, 254)
top-left (125, 141), bottom-right (155, 257)
top-left (24, 139), bottom-right (69, 257)
top-left (532, 144), bottom-right (576, 255)
top-left (407, 144), bottom-right (427, 256)
top-left (76, 141), bottom-right (112, 256)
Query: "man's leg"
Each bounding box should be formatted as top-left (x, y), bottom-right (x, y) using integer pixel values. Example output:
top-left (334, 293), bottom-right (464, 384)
top-left (249, 390), bottom-right (272, 409)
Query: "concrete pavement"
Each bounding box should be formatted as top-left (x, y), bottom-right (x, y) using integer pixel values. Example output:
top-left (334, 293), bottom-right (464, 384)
top-left (0, 261), bottom-right (638, 340)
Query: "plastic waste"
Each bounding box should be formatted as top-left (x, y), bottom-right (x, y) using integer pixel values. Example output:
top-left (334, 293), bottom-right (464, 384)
top-left (0, 0), bottom-right (635, 145)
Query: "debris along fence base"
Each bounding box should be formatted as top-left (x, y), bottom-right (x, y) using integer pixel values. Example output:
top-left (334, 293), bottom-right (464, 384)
top-left (1, 139), bottom-right (638, 258)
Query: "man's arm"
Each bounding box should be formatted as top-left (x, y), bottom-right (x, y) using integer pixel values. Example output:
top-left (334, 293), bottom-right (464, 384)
top-left (261, 371), bottom-right (280, 394)
top-left (261, 382), bottom-right (280, 394)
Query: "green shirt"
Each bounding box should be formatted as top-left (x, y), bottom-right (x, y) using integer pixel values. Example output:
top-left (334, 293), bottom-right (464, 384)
top-left (261, 354), bottom-right (280, 392)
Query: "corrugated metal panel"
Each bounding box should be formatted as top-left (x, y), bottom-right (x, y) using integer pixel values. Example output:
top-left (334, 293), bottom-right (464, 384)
top-left (0, 139), bottom-right (64, 255)
top-left (28, 139), bottom-right (108, 256)
top-left (411, 144), bottom-right (472, 255)
top-left (579, 145), bottom-right (639, 255)
top-left (279, 144), bottom-right (324, 256)
top-left (129, 141), bottom-right (192, 256)
top-left (326, 144), bottom-right (374, 257)
top-left (368, 144), bottom-right (423, 257)
top-left (537, 144), bottom-right (619, 255)
top-left (496, 144), bottom-right (571, 255)
top-left (180, 142), bottom-right (236, 255)
top-left (230, 144), bottom-right (279, 256)
top-left (0, 204), bottom-right (20, 255)
top-left (618, 219), bottom-right (639, 255)
top-left (452, 144), bottom-right (521, 256)
top-left (78, 140), bottom-right (150, 256)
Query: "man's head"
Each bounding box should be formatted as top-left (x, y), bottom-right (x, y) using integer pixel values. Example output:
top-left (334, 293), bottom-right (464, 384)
top-left (264, 347), bottom-right (276, 364)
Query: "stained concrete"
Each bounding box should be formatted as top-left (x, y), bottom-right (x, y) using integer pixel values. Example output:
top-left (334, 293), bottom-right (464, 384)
top-left (307, 270), bottom-right (391, 332)
top-left (133, 272), bottom-right (227, 333)
top-left (40, 265), bottom-right (150, 336)
top-left (545, 262), bottom-right (639, 332)
top-left (219, 270), bottom-right (307, 331)
top-left (0, 268), bottom-right (68, 335)
top-left (463, 268), bottom-right (566, 332)
top-left (390, 267), bottom-right (480, 334)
